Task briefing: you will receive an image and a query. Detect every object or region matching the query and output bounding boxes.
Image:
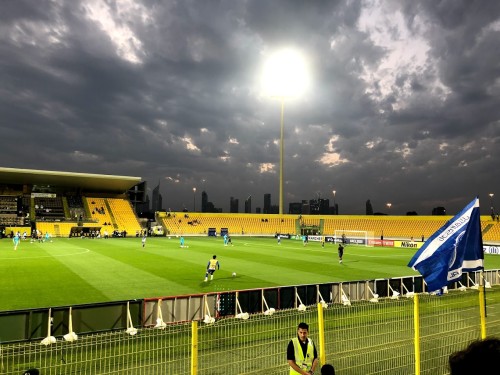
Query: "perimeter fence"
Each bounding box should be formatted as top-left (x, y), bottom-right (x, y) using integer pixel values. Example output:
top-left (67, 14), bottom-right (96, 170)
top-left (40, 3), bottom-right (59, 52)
top-left (1, 284), bottom-right (500, 375)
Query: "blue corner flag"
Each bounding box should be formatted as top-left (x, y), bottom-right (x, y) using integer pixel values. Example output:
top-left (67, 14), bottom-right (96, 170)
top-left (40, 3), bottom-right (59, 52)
top-left (408, 197), bottom-right (484, 292)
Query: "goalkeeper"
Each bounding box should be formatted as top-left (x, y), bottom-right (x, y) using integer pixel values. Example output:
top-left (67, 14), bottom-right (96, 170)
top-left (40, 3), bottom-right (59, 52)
top-left (204, 255), bottom-right (220, 282)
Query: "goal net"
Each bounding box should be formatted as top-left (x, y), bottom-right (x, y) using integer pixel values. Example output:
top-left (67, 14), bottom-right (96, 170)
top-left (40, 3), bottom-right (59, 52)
top-left (334, 230), bottom-right (374, 247)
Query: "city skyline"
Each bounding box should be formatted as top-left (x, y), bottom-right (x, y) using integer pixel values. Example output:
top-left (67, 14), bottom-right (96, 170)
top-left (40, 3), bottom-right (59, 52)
top-left (1, 1), bottom-right (499, 216)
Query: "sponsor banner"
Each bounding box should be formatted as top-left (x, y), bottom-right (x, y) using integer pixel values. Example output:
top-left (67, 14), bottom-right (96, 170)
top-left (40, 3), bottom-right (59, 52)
top-left (325, 236), bottom-right (366, 245)
top-left (368, 239), bottom-right (395, 247)
top-left (484, 246), bottom-right (500, 255)
top-left (275, 233), bottom-right (292, 239)
top-left (394, 240), bottom-right (423, 249)
top-left (347, 238), bottom-right (366, 245)
top-left (307, 235), bottom-right (323, 242)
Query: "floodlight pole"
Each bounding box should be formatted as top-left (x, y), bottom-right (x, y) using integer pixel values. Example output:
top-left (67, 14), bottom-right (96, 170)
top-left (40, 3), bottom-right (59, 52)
top-left (279, 98), bottom-right (285, 215)
top-left (193, 187), bottom-right (197, 212)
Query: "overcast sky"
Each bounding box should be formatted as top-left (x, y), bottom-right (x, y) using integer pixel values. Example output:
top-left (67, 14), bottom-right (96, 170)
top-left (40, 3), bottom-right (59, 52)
top-left (1, 0), bottom-right (499, 215)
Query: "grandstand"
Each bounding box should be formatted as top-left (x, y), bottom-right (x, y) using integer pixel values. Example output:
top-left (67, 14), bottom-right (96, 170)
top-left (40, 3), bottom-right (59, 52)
top-left (1, 166), bottom-right (499, 243)
top-left (158, 211), bottom-right (500, 243)
top-left (2, 167), bottom-right (500, 374)
top-left (0, 167), bottom-right (143, 239)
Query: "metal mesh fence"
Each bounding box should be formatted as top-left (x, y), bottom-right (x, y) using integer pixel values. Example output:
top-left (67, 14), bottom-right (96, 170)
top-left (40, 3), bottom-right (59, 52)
top-left (2, 287), bottom-right (499, 374)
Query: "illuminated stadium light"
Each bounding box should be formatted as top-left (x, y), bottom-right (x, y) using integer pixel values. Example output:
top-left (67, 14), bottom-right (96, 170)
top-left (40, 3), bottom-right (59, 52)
top-left (261, 48), bottom-right (311, 215)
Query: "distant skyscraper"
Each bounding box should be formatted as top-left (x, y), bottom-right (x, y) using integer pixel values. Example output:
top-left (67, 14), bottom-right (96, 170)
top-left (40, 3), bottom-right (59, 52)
top-left (151, 181), bottom-right (163, 212)
top-left (289, 202), bottom-right (302, 214)
top-left (264, 194), bottom-right (271, 214)
top-left (366, 200), bottom-right (373, 215)
top-left (202, 191), bottom-right (208, 213)
top-left (230, 197), bottom-right (239, 213)
top-left (318, 198), bottom-right (330, 214)
top-left (245, 196), bottom-right (252, 213)
top-left (301, 200), bottom-right (310, 215)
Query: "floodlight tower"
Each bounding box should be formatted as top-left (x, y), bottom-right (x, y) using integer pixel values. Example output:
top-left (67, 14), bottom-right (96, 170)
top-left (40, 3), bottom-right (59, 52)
top-left (261, 48), bottom-right (310, 215)
top-left (332, 190), bottom-right (336, 215)
top-left (489, 193), bottom-right (495, 215)
top-left (193, 187), bottom-right (197, 212)
top-left (386, 202), bottom-right (392, 214)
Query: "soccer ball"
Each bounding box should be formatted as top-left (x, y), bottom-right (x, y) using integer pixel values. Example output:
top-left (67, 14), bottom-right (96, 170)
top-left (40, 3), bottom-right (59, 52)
top-left (232, 272), bottom-right (236, 277)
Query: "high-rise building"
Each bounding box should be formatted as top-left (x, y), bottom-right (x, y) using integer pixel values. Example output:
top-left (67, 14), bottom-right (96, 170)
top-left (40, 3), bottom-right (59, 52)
top-left (319, 198), bottom-right (330, 214)
top-left (366, 199), bottom-right (373, 215)
top-left (230, 197), bottom-right (239, 213)
top-left (244, 196), bottom-right (252, 213)
top-left (151, 181), bottom-right (162, 212)
top-left (201, 191), bottom-right (208, 213)
top-left (263, 193), bottom-right (271, 214)
top-left (301, 200), bottom-right (310, 214)
top-left (289, 202), bottom-right (302, 214)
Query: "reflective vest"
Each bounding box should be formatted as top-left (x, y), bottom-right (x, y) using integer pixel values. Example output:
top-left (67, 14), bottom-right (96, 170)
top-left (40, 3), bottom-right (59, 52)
top-left (290, 337), bottom-right (314, 374)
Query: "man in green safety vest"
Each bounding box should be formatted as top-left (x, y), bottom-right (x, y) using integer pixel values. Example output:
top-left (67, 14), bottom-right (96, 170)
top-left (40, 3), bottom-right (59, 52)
top-left (287, 322), bottom-right (319, 375)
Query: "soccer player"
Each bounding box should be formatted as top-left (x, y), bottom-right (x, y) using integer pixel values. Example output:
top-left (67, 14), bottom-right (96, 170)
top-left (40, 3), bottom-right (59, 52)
top-left (204, 255), bottom-right (220, 282)
top-left (180, 236), bottom-right (185, 248)
top-left (277, 234), bottom-right (281, 245)
top-left (141, 234), bottom-right (147, 247)
top-left (338, 243), bottom-right (344, 263)
top-left (223, 233), bottom-right (228, 246)
top-left (13, 232), bottom-right (20, 250)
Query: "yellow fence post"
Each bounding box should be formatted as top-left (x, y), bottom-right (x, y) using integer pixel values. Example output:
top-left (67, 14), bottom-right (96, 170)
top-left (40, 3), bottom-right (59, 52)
top-left (413, 293), bottom-right (420, 375)
top-left (479, 285), bottom-right (486, 339)
top-left (191, 320), bottom-right (198, 375)
top-left (317, 302), bottom-right (326, 366)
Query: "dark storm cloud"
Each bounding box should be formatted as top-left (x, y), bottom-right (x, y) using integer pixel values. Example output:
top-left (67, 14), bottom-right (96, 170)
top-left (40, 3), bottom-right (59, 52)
top-left (1, 0), bottom-right (499, 215)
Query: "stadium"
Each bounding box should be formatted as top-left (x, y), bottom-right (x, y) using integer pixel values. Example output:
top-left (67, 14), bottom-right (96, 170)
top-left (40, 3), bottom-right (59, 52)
top-left (1, 167), bottom-right (500, 374)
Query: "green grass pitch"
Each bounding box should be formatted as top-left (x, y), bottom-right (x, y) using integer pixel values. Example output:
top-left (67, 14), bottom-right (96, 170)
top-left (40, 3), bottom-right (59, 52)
top-left (1, 235), bottom-right (499, 312)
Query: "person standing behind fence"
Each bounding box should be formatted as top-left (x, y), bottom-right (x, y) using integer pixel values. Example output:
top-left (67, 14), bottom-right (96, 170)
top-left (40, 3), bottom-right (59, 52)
top-left (321, 364), bottom-right (335, 375)
top-left (449, 337), bottom-right (500, 374)
top-left (287, 322), bottom-right (318, 375)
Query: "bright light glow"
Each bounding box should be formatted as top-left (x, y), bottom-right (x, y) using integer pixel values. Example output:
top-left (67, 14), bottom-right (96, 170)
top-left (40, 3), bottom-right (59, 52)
top-left (261, 48), bottom-right (311, 98)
